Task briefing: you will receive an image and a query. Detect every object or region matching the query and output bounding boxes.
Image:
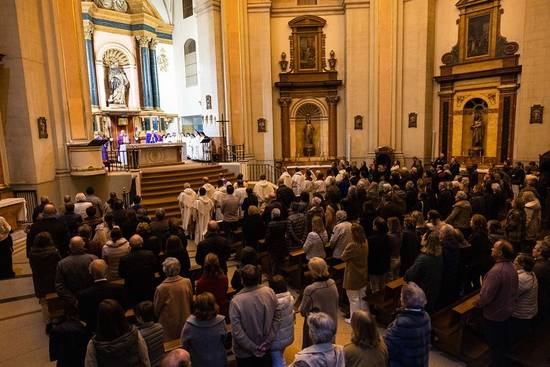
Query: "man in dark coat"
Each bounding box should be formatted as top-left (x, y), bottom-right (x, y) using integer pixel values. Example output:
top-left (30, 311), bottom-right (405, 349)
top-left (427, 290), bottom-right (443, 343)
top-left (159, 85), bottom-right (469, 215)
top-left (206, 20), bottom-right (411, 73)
top-left (276, 178), bottom-right (295, 210)
top-left (32, 196), bottom-right (50, 223)
top-left (55, 236), bottom-right (97, 309)
top-left (77, 259), bottom-right (125, 332)
top-left (118, 234), bottom-right (158, 306)
top-left (27, 204), bottom-right (68, 257)
top-left (534, 236), bottom-right (550, 320)
top-left (195, 221), bottom-right (231, 273)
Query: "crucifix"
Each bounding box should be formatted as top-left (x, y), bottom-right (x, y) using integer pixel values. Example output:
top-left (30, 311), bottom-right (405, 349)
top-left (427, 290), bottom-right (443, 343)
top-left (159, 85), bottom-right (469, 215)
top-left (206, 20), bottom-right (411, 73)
top-left (217, 114), bottom-right (229, 147)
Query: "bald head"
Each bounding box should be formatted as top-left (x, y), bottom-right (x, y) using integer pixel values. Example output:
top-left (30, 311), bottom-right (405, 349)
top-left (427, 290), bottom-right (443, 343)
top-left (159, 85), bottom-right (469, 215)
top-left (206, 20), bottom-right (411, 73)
top-left (43, 204), bottom-right (57, 216)
top-left (69, 236), bottom-right (85, 250)
top-left (207, 220), bottom-right (219, 232)
top-left (89, 259), bottom-right (108, 280)
top-left (161, 348), bottom-right (190, 367)
top-left (129, 234), bottom-right (144, 249)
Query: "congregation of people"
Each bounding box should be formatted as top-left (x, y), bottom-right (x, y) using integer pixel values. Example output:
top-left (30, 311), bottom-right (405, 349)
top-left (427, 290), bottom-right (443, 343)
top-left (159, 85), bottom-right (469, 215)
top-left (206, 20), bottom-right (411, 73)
top-left (5, 156), bottom-right (549, 367)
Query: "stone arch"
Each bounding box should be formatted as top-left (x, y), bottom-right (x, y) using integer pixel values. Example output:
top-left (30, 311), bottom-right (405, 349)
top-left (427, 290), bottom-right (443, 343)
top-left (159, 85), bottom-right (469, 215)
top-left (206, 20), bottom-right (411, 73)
top-left (96, 43), bottom-right (136, 66)
top-left (290, 98), bottom-right (329, 159)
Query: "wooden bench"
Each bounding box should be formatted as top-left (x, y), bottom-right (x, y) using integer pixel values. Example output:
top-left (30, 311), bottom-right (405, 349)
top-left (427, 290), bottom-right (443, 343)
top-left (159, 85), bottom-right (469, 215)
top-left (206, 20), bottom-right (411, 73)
top-left (432, 291), bottom-right (487, 362)
top-left (364, 277), bottom-right (405, 325)
top-left (40, 293), bottom-right (65, 323)
top-left (506, 319), bottom-right (550, 367)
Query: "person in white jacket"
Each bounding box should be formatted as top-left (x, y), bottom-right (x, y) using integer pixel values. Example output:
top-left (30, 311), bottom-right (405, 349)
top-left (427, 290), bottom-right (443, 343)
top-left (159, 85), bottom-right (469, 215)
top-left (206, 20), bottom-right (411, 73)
top-left (194, 187), bottom-right (214, 243)
top-left (269, 275), bottom-right (295, 367)
top-left (279, 169), bottom-right (293, 188)
top-left (177, 183), bottom-right (197, 235)
top-left (292, 170), bottom-right (305, 197)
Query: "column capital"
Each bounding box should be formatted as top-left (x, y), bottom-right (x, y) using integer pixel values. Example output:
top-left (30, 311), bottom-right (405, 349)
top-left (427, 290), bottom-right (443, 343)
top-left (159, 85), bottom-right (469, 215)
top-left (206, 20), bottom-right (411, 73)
top-left (278, 96), bottom-right (292, 106)
top-left (83, 21), bottom-right (94, 40)
top-left (149, 38), bottom-right (159, 50)
top-left (326, 95), bottom-right (340, 105)
top-left (194, 0), bottom-right (221, 15)
top-left (136, 35), bottom-right (152, 48)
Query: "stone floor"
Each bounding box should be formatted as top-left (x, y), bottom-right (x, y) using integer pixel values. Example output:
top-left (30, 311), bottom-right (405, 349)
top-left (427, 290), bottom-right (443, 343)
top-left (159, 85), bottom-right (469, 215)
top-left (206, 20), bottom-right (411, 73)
top-left (0, 231), bottom-right (465, 366)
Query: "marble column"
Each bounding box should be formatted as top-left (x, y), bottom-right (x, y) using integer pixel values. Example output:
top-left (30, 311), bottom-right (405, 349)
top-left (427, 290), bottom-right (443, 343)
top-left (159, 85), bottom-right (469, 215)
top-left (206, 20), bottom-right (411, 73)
top-left (149, 38), bottom-right (161, 110)
top-left (83, 22), bottom-right (99, 107)
top-left (279, 97), bottom-right (292, 160)
top-left (327, 95), bottom-right (340, 158)
top-left (136, 35), bottom-right (153, 110)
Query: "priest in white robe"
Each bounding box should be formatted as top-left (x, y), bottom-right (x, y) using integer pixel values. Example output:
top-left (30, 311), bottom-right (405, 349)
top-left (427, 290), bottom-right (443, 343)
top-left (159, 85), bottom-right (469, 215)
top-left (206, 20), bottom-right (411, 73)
top-left (291, 170), bottom-right (305, 197)
top-left (200, 177), bottom-right (216, 199)
top-left (177, 183), bottom-right (197, 234)
top-left (279, 169), bottom-right (292, 188)
top-left (194, 188), bottom-right (214, 243)
top-left (253, 174), bottom-right (276, 205)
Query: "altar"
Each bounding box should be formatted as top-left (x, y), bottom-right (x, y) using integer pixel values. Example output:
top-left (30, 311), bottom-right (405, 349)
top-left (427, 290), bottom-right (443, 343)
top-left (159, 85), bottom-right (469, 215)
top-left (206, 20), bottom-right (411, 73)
top-left (0, 198), bottom-right (27, 228)
top-left (127, 143), bottom-right (185, 168)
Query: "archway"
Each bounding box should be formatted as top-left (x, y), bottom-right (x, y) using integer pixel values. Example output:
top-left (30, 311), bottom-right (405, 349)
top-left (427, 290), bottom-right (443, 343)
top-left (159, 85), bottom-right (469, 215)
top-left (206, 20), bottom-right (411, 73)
top-left (290, 99), bottom-right (328, 160)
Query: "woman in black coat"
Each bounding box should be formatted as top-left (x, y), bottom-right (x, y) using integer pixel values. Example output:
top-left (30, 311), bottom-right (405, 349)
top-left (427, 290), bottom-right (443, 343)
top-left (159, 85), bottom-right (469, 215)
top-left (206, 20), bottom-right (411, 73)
top-left (265, 208), bottom-right (288, 275)
top-left (466, 214), bottom-right (493, 292)
top-left (400, 216), bottom-right (420, 276)
top-left (367, 217), bottom-right (391, 293)
top-left (242, 205), bottom-right (265, 251)
top-left (29, 232), bottom-right (61, 297)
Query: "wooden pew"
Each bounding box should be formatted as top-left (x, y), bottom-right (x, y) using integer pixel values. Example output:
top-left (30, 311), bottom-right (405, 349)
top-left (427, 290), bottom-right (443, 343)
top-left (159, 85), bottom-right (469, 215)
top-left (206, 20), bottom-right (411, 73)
top-left (366, 277), bottom-right (405, 325)
top-left (506, 319), bottom-right (550, 367)
top-left (431, 291), bottom-right (487, 362)
top-left (40, 293), bottom-right (65, 323)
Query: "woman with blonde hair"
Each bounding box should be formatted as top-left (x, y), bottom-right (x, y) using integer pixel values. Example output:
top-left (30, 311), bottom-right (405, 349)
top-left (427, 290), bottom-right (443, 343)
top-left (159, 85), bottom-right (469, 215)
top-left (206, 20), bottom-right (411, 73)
top-left (342, 223), bottom-right (369, 323)
top-left (404, 231), bottom-right (443, 312)
top-left (344, 310), bottom-right (388, 367)
top-left (299, 257), bottom-right (339, 348)
top-left (303, 216), bottom-right (329, 260)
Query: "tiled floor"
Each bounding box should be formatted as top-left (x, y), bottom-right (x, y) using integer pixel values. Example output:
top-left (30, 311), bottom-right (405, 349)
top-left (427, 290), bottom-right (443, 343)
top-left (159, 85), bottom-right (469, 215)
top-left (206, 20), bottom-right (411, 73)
top-left (0, 233), bottom-right (465, 366)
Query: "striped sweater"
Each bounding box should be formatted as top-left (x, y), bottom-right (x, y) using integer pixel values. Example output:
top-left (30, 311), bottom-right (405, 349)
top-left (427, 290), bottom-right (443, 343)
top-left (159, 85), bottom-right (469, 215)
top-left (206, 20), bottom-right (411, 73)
top-left (513, 270), bottom-right (538, 319)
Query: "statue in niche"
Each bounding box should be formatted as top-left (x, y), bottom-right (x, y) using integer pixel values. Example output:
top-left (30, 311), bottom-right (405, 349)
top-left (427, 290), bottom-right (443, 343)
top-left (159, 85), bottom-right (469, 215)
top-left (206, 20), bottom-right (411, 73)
top-left (107, 62), bottom-right (129, 106)
top-left (471, 109), bottom-right (484, 148)
top-left (303, 114), bottom-right (315, 156)
top-left (94, 0), bottom-right (129, 13)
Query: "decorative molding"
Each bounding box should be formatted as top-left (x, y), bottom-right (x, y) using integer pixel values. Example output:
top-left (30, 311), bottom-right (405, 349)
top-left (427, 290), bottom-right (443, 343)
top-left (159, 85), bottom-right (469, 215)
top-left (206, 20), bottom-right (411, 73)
top-left (83, 21), bottom-right (94, 40)
top-left (157, 49), bottom-right (168, 72)
top-left (278, 97), bottom-right (293, 106)
top-left (102, 48), bottom-right (130, 66)
top-left (194, 0), bottom-right (221, 16)
top-left (326, 95), bottom-right (340, 105)
top-left (149, 38), bottom-right (159, 50)
top-left (135, 35), bottom-right (152, 48)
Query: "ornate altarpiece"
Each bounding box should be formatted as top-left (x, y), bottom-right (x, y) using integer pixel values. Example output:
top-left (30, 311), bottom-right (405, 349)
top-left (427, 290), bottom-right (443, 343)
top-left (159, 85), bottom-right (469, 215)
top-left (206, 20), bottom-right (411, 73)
top-left (275, 15), bottom-right (342, 161)
top-left (435, 0), bottom-right (521, 165)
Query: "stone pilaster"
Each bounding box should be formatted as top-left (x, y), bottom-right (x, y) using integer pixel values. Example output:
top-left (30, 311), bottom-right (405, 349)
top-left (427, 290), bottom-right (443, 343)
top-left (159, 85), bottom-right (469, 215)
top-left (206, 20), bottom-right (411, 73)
top-left (326, 95), bottom-right (340, 158)
top-left (278, 97), bottom-right (292, 160)
top-left (83, 21), bottom-right (99, 107)
top-left (149, 38), bottom-right (161, 110)
top-left (136, 35), bottom-right (153, 110)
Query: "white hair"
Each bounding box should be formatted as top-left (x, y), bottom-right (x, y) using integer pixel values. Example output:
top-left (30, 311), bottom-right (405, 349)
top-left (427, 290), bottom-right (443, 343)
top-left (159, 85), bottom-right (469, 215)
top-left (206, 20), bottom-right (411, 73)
top-left (162, 257), bottom-right (181, 277)
top-left (307, 312), bottom-right (336, 344)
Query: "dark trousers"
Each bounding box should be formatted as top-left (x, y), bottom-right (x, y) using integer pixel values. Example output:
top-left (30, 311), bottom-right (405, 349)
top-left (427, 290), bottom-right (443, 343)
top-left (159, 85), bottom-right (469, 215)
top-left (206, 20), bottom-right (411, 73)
top-left (236, 354), bottom-right (272, 367)
top-left (484, 317), bottom-right (511, 367)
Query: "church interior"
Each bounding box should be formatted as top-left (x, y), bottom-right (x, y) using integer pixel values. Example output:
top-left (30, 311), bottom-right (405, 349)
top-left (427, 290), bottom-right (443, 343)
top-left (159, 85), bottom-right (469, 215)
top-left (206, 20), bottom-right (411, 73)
top-left (0, 0), bottom-right (549, 366)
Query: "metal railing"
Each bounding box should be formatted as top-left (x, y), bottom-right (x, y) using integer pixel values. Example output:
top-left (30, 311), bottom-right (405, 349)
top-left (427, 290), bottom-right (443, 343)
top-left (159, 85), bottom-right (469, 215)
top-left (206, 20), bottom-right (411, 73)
top-left (13, 190), bottom-right (37, 223)
top-left (105, 148), bottom-right (140, 172)
top-left (247, 163), bottom-right (283, 183)
top-left (217, 144), bottom-right (245, 162)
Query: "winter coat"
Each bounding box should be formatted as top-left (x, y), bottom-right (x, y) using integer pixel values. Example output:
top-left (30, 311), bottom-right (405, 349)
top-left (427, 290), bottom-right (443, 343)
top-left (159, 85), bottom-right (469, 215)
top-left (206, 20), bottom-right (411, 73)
top-left (29, 245), bottom-right (61, 297)
top-left (303, 231), bottom-right (329, 260)
top-left (137, 322), bottom-right (164, 367)
top-left (118, 248), bottom-right (158, 307)
top-left (367, 232), bottom-right (390, 275)
top-left (330, 221), bottom-right (353, 259)
top-left (384, 309), bottom-right (431, 367)
top-left (154, 276), bottom-right (193, 340)
top-left (468, 231), bottom-right (493, 275)
top-left (266, 218), bottom-right (289, 258)
top-left (55, 249), bottom-right (97, 306)
top-left (196, 232), bottom-right (231, 273)
top-left (504, 208), bottom-right (526, 245)
top-left (85, 326), bottom-right (150, 367)
top-left (342, 241), bottom-right (369, 290)
top-left (404, 254), bottom-right (443, 312)
top-left (524, 200), bottom-right (541, 241)
top-left (290, 343), bottom-right (345, 367)
top-left (181, 314), bottom-right (227, 367)
top-left (102, 238), bottom-right (130, 281)
top-left (299, 279), bottom-right (339, 348)
top-left (512, 270), bottom-right (538, 319)
top-left (271, 291), bottom-right (295, 351)
top-left (400, 229), bottom-right (419, 276)
top-left (344, 342), bottom-right (388, 367)
top-left (445, 200), bottom-right (472, 230)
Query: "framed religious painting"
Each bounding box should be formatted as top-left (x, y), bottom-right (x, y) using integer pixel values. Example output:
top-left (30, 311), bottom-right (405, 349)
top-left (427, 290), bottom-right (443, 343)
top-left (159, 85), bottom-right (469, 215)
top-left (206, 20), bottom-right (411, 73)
top-left (37, 117), bottom-right (48, 139)
top-left (408, 112), bottom-right (418, 128)
top-left (530, 105), bottom-right (543, 124)
top-left (298, 34), bottom-right (318, 71)
top-left (257, 118), bottom-right (267, 133)
top-left (466, 13), bottom-right (491, 58)
top-left (354, 115), bottom-right (363, 130)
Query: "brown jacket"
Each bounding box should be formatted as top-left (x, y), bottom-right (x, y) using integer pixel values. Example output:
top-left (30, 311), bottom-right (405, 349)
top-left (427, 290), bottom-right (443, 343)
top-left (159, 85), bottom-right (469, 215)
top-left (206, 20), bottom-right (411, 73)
top-left (445, 200), bottom-right (472, 230)
top-left (154, 276), bottom-right (193, 340)
top-left (342, 241), bottom-right (369, 290)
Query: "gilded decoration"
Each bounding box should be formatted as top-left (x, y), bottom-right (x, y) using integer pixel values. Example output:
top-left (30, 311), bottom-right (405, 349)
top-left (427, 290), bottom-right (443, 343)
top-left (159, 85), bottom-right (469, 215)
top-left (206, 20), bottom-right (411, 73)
top-left (157, 49), bottom-right (168, 72)
top-left (286, 15), bottom-right (328, 73)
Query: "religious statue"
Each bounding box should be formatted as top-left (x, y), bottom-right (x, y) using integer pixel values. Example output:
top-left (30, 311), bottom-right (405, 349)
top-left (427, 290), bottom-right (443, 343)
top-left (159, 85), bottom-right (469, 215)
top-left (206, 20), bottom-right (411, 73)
top-left (303, 114), bottom-right (315, 156)
top-left (94, 0), bottom-right (129, 13)
top-left (107, 62), bottom-right (129, 107)
top-left (471, 109), bottom-right (484, 148)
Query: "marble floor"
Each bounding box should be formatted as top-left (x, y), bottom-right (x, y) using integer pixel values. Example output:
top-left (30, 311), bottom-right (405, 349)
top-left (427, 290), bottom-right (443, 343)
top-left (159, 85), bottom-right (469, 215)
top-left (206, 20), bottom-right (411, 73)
top-left (0, 232), bottom-right (465, 367)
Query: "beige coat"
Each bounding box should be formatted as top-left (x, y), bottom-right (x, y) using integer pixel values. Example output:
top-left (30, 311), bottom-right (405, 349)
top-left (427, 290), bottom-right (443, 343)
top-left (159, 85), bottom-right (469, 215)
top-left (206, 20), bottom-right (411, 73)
top-left (341, 241), bottom-right (369, 290)
top-left (154, 276), bottom-right (193, 340)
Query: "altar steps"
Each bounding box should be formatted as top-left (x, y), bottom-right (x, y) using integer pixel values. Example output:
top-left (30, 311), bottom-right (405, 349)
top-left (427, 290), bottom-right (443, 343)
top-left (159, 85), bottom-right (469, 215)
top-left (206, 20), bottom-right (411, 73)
top-left (140, 164), bottom-right (236, 218)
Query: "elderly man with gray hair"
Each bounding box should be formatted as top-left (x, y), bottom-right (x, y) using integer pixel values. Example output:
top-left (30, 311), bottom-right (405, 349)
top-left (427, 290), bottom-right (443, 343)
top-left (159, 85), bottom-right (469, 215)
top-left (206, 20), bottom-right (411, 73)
top-left (329, 210), bottom-right (353, 259)
top-left (384, 282), bottom-right (431, 367)
top-left (154, 257), bottom-right (193, 340)
top-left (55, 236), bottom-right (97, 308)
top-left (289, 312), bottom-right (345, 367)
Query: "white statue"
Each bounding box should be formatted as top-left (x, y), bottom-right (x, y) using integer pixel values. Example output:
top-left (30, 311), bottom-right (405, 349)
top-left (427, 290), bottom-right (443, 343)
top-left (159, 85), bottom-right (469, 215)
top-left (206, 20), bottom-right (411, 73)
top-left (107, 63), bottom-right (129, 106)
top-left (94, 0), bottom-right (129, 13)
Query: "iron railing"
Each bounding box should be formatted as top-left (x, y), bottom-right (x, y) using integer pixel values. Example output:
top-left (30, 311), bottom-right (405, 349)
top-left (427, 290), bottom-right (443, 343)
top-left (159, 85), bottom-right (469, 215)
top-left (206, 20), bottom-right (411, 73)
top-left (105, 148), bottom-right (140, 172)
top-left (13, 190), bottom-right (37, 223)
top-left (247, 163), bottom-right (283, 183)
top-left (216, 144), bottom-right (245, 162)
